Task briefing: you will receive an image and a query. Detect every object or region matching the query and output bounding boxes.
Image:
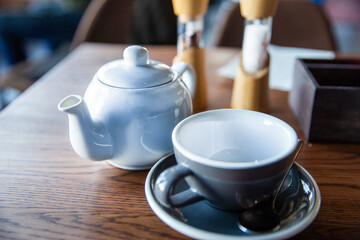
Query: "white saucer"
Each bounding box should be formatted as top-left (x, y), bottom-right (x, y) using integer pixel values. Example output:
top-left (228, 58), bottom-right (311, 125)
top-left (145, 154), bottom-right (321, 240)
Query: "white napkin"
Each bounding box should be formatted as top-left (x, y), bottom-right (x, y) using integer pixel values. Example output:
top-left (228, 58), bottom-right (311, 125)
top-left (217, 44), bottom-right (335, 91)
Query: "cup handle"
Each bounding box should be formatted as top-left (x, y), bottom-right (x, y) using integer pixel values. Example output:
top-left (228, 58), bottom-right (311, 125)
top-left (154, 164), bottom-right (204, 208)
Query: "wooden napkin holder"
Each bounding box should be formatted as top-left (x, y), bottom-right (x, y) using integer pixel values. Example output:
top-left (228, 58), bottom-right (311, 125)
top-left (289, 58), bottom-right (360, 142)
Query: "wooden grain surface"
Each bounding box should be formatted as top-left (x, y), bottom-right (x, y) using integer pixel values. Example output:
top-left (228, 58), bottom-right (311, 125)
top-left (0, 43), bottom-right (359, 240)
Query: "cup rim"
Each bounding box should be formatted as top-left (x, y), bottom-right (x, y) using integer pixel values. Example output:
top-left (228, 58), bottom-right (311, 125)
top-left (172, 109), bottom-right (298, 169)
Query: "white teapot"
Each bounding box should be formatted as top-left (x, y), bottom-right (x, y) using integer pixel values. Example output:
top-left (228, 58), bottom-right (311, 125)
top-left (58, 45), bottom-right (195, 170)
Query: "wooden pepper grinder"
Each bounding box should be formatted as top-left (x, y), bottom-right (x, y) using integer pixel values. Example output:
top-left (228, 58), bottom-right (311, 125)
top-left (231, 0), bottom-right (279, 112)
top-left (172, 0), bottom-right (209, 113)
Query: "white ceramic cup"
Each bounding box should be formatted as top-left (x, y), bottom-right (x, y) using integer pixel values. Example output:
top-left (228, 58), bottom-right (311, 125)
top-left (154, 109), bottom-right (299, 211)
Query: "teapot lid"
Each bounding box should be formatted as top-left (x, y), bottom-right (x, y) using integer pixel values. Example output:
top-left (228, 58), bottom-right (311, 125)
top-left (97, 45), bottom-right (174, 88)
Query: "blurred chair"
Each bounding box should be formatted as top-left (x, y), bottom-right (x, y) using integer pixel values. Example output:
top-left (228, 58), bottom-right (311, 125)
top-left (1, 0), bottom-right (128, 93)
top-left (1, 0), bottom-right (176, 95)
top-left (0, 0), bottom-right (88, 93)
top-left (213, 0), bottom-right (336, 50)
top-left (70, 0), bottom-right (134, 50)
top-left (70, 0), bottom-right (177, 50)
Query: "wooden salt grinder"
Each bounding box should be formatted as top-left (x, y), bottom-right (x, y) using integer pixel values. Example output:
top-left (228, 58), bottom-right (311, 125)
top-left (231, 0), bottom-right (278, 112)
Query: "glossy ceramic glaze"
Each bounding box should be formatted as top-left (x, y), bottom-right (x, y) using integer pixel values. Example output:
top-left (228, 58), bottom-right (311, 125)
top-left (145, 154), bottom-right (321, 240)
top-left (58, 46), bottom-right (195, 170)
top-left (154, 109), bottom-right (298, 210)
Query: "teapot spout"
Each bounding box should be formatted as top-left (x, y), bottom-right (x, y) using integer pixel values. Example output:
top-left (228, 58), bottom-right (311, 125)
top-left (58, 95), bottom-right (112, 160)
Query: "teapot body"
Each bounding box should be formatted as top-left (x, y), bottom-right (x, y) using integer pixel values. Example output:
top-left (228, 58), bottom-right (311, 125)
top-left (58, 45), bottom-right (196, 170)
top-left (84, 75), bottom-right (192, 169)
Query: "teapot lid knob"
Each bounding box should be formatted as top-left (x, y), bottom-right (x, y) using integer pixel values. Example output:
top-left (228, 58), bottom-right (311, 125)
top-left (123, 45), bottom-right (149, 66)
top-left (97, 45), bottom-right (174, 88)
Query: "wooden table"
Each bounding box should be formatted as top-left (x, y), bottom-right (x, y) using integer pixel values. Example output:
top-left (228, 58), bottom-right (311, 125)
top-left (0, 43), bottom-right (359, 239)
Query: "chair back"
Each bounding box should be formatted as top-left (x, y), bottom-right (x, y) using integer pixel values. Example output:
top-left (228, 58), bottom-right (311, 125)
top-left (70, 0), bottom-right (134, 50)
top-left (70, 0), bottom-right (177, 50)
top-left (213, 0), bottom-right (336, 50)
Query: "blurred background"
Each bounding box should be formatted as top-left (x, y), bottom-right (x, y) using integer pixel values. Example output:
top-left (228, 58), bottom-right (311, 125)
top-left (0, 0), bottom-right (359, 111)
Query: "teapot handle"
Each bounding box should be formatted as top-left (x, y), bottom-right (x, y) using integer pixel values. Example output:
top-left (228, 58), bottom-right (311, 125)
top-left (171, 62), bottom-right (196, 98)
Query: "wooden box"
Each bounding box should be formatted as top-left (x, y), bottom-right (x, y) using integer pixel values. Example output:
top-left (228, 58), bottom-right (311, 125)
top-left (289, 59), bottom-right (360, 142)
